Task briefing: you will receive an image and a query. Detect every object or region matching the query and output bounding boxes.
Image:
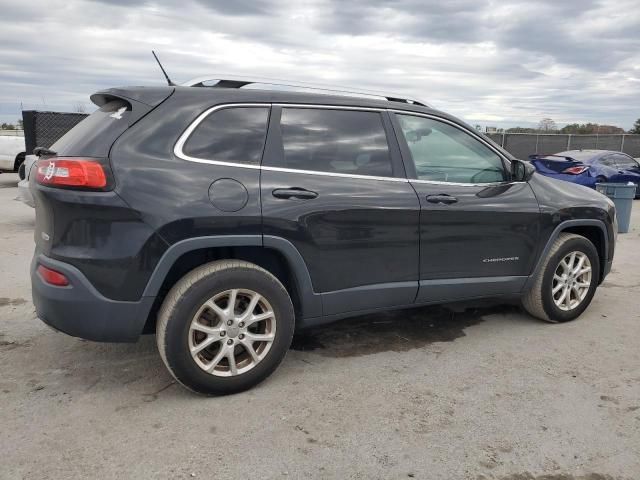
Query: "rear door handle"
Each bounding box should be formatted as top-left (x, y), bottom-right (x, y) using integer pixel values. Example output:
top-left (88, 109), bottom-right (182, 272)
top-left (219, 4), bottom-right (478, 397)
top-left (426, 194), bottom-right (458, 205)
top-left (272, 188), bottom-right (318, 200)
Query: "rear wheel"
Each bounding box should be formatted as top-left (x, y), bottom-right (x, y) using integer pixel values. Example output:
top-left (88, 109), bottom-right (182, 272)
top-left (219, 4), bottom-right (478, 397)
top-left (156, 260), bottom-right (295, 395)
top-left (522, 233), bottom-right (600, 322)
top-left (596, 175), bottom-right (607, 184)
top-left (18, 162), bottom-right (26, 180)
top-left (14, 152), bottom-right (25, 173)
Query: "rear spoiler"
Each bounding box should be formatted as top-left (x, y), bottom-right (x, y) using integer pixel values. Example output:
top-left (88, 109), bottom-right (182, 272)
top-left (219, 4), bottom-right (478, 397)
top-left (89, 87), bottom-right (174, 127)
top-left (528, 154), bottom-right (578, 162)
top-left (90, 87), bottom-right (174, 108)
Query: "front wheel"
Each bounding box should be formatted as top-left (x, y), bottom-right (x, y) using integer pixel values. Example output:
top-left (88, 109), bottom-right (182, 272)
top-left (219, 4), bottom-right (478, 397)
top-left (156, 260), bottom-right (295, 395)
top-left (522, 233), bottom-right (600, 322)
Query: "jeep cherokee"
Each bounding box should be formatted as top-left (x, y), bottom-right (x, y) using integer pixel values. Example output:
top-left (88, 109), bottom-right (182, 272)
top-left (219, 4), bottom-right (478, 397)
top-left (29, 79), bottom-right (617, 395)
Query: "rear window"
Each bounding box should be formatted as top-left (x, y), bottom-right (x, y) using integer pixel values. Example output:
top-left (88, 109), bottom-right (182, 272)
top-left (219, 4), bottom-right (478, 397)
top-left (51, 100), bottom-right (131, 157)
top-left (183, 107), bottom-right (269, 165)
top-left (277, 108), bottom-right (393, 177)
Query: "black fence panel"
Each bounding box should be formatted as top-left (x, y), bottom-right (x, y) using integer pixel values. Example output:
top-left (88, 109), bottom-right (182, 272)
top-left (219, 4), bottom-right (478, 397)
top-left (568, 135), bottom-right (598, 150)
top-left (595, 135), bottom-right (623, 151)
top-left (486, 133), bottom-right (503, 147)
top-left (623, 136), bottom-right (640, 158)
top-left (503, 135), bottom-right (537, 159)
top-left (22, 110), bottom-right (88, 155)
top-left (537, 135), bottom-right (568, 155)
top-left (493, 134), bottom-right (639, 160)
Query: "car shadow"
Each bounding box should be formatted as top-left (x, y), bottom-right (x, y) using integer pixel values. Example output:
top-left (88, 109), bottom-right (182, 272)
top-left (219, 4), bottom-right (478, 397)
top-left (291, 303), bottom-right (523, 358)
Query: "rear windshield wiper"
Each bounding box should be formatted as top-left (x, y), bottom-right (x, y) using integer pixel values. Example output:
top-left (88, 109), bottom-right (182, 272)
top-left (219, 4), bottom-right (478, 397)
top-left (33, 147), bottom-right (57, 157)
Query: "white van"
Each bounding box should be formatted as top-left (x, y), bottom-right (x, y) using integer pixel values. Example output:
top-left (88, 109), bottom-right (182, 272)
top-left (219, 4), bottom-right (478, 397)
top-left (0, 134), bottom-right (26, 172)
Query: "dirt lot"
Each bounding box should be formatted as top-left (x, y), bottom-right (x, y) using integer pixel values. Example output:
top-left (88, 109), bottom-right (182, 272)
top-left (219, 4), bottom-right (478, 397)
top-left (1, 172), bottom-right (639, 479)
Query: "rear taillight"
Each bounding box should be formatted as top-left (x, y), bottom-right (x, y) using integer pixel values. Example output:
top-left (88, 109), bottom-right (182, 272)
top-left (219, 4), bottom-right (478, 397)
top-left (35, 158), bottom-right (108, 189)
top-left (37, 265), bottom-right (70, 286)
top-left (562, 165), bottom-right (589, 175)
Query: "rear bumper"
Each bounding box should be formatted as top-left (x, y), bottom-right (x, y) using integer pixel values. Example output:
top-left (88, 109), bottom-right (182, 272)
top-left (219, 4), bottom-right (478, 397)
top-left (31, 254), bottom-right (155, 342)
top-left (17, 179), bottom-right (34, 207)
top-left (604, 259), bottom-right (613, 279)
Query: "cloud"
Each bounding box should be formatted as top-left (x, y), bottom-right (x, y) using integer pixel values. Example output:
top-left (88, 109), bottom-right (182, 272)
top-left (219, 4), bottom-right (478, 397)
top-left (0, 0), bottom-right (638, 129)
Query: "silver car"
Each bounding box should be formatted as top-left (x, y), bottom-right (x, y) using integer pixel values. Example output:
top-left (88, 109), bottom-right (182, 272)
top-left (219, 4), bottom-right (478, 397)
top-left (17, 154), bottom-right (36, 207)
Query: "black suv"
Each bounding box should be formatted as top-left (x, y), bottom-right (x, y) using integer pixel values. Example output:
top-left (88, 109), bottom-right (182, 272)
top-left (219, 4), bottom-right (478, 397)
top-left (30, 79), bottom-right (617, 395)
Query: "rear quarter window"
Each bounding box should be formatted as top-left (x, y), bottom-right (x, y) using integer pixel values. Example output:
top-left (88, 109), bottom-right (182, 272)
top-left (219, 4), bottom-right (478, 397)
top-left (599, 157), bottom-right (616, 167)
top-left (51, 100), bottom-right (131, 157)
top-left (182, 107), bottom-right (270, 165)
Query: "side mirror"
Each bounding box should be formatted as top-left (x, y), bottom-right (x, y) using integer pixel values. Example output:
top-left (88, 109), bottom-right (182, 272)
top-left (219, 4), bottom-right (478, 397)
top-left (511, 159), bottom-right (534, 182)
top-left (405, 127), bottom-right (432, 142)
top-left (416, 127), bottom-right (432, 138)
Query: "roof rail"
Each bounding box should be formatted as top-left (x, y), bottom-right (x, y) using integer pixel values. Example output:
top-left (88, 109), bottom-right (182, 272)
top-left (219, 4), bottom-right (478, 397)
top-left (182, 74), bottom-right (429, 107)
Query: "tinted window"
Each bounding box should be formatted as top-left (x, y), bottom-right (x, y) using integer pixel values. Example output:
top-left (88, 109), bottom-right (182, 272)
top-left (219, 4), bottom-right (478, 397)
top-left (612, 154), bottom-right (639, 169)
top-left (51, 100), bottom-right (130, 157)
top-left (183, 107), bottom-right (269, 164)
top-left (397, 114), bottom-right (505, 183)
top-left (279, 108), bottom-right (392, 177)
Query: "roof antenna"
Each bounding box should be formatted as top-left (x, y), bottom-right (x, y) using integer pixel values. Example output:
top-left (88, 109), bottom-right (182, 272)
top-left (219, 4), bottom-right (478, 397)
top-left (152, 50), bottom-right (176, 86)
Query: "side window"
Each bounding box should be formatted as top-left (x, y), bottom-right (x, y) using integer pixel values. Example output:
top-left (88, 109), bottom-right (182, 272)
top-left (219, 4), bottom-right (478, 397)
top-left (278, 108), bottom-right (393, 177)
top-left (612, 154), bottom-right (639, 169)
top-left (396, 114), bottom-right (506, 184)
top-left (182, 107), bottom-right (269, 164)
top-left (599, 156), bottom-right (616, 167)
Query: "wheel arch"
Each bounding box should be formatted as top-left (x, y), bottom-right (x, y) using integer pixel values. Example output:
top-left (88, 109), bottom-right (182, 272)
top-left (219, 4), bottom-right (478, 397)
top-left (525, 219), bottom-right (609, 292)
top-left (141, 235), bottom-right (321, 334)
top-left (14, 151), bottom-right (25, 172)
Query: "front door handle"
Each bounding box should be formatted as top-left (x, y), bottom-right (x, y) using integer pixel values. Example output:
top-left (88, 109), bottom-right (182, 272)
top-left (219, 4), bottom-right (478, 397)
top-left (272, 188), bottom-right (318, 200)
top-left (426, 194), bottom-right (458, 205)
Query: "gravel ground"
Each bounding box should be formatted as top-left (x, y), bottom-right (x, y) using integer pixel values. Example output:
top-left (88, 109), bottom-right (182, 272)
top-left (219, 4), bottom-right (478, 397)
top-left (1, 172), bottom-right (639, 480)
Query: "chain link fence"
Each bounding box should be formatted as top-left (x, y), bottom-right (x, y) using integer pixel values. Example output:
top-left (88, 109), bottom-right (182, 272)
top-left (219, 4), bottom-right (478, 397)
top-left (487, 133), bottom-right (640, 159)
top-left (22, 111), bottom-right (89, 155)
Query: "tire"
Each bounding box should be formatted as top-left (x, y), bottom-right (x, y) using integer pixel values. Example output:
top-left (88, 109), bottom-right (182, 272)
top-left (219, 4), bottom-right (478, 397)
top-left (18, 162), bottom-right (26, 180)
top-left (14, 152), bottom-right (25, 173)
top-left (596, 175), bottom-right (606, 184)
top-left (522, 233), bottom-right (600, 323)
top-left (156, 260), bottom-right (295, 395)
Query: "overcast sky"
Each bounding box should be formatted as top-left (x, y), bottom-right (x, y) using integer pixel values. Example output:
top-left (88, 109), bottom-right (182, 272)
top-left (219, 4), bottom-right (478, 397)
top-left (1, 0), bottom-right (639, 128)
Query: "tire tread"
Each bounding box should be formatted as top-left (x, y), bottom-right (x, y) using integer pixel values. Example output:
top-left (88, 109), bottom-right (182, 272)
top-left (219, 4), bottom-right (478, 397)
top-left (156, 259), bottom-right (292, 394)
top-left (522, 233), bottom-right (585, 323)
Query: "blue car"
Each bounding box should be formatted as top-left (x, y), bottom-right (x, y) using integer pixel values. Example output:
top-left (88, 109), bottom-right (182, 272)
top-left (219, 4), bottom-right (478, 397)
top-left (529, 150), bottom-right (640, 198)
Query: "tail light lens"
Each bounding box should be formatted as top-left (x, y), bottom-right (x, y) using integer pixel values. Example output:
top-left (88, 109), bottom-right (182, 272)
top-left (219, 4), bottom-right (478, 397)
top-left (37, 265), bottom-right (70, 286)
top-left (562, 165), bottom-right (589, 175)
top-left (35, 158), bottom-right (110, 190)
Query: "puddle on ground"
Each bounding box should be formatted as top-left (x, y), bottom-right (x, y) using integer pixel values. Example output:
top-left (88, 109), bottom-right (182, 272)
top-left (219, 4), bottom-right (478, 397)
top-left (0, 298), bottom-right (27, 307)
top-left (291, 303), bottom-right (519, 357)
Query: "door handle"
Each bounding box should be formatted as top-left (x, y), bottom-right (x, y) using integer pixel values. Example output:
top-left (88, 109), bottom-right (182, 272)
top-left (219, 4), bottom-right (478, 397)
top-left (426, 194), bottom-right (458, 205)
top-left (272, 188), bottom-right (318, 200)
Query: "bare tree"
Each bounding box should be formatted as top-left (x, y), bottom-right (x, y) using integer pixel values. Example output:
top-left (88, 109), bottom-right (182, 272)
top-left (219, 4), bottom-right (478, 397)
top-left (537, 118), bottom-right (557, 132)
top-left (73, 102), bottom-right (87, 113)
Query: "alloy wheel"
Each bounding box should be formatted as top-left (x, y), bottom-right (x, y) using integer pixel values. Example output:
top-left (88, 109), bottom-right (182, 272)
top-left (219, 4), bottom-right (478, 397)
top-left (552, 251), bottom-right (592, 311)
top-left (188, 289), bottom-right (276, 376)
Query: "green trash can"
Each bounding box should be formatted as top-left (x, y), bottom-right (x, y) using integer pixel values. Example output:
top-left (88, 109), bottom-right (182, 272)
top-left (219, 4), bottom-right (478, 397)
top-left (596, 182), bottom-right (635, 233)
